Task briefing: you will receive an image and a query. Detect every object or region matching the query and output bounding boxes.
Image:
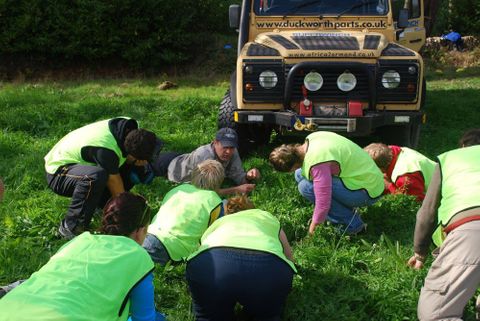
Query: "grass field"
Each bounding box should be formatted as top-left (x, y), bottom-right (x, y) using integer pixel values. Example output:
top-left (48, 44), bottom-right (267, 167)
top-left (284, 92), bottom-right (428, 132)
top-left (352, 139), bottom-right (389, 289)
top-left (1, 70), bottom-right (480, 321)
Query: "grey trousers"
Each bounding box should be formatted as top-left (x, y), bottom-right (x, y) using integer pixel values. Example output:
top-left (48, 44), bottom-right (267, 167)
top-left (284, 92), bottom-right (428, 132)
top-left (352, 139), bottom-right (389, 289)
top-left (418, 220), bottom-right (480, 321)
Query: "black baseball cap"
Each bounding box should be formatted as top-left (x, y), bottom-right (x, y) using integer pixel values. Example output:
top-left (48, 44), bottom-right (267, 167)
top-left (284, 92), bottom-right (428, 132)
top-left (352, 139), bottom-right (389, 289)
top-left (215, 128), bottom-right (238, 148)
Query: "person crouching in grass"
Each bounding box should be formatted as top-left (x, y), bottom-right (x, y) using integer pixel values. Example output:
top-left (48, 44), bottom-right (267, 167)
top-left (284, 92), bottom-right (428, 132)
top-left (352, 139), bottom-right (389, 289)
top-left (0, 192), bottom-right (166, 321)
top-left (269, 131), bottom-right (383, 235)
top-left (364, 143), bottom-right (436, 202)
top-left (143, 159), bottom-right (225, 265)
top-left (186, 195), bottom-right (296, 321)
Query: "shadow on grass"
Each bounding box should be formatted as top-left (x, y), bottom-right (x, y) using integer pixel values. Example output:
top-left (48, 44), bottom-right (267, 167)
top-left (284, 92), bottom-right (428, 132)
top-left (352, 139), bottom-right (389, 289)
top-left (360, 194), bottom-right (419, 246)
top-left (285, 269), bottom-right (405, 321)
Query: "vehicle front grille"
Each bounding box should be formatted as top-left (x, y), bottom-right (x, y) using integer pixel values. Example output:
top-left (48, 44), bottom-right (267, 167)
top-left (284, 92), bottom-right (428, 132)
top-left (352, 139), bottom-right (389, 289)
top-left (285, 64), bottom-right (371, 102)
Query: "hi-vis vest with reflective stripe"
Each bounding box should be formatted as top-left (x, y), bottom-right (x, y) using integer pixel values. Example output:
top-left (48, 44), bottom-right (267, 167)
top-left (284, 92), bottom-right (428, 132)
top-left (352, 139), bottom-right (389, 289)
top-left (44, 118), bottom-right (126, 174)
top-left (188, 209), bottom-right (297, 272)
top-left (302, 132), bottom-right (383, 198)
top-left (0, 232), bottom-right (154, 321)
top-left (148, 184), bottom-right (222, 261)
top-left (432, 145), bottom-right (480, 246)
top-left (391, 147), bottom-right (436, 189)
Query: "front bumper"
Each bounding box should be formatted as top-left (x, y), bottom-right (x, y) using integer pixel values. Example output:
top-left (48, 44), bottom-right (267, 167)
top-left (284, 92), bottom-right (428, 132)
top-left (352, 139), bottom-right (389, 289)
top-left (234, 110), bottom-right (424, 136)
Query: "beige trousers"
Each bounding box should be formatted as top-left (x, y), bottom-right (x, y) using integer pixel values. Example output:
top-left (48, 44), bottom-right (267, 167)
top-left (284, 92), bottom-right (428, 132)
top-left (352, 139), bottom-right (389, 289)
top-left (418, 220), bottom-right (480, 321)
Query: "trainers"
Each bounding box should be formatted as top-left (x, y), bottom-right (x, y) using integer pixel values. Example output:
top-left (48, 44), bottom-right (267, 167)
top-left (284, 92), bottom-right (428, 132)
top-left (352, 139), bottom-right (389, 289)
top-left (58, 220), bottom-right (83, 240)
top-left (349, 223), bottom-right (368, 235)
top-left (0, 280), bottom-right (25, 298)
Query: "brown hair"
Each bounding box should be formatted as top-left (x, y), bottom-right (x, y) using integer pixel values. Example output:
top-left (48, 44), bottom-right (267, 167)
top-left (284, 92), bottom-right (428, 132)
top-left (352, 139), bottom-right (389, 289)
top-left (459, 128), bottom-right (480, 147)
top-left (100, 192), bottom-right (151, 236)
top-left (363, 143), bottom-right (393, 171)
top-left (191, 159), bottom-right (225, 190)
top-left (225, 194), bottom-right (255, 215)
top-left (269, 144), bottom-right (302, 172)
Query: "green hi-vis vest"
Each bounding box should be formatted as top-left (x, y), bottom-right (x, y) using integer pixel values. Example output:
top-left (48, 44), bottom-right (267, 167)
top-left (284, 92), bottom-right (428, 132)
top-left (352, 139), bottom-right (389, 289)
top-left (301, 132), bottom-right (384, 198)
top-left (432, 145), bottom-right (480, 246)
top-left (148, 184), bottom-right (222, 262)
top-left (0, 232), bottom-right (154, 321)
top-left (44, 118), bottom-right (127, 174)
top-left (391, 147), bottom-right (436, 189)
top-left (188, 209), bottom-right (297, 273)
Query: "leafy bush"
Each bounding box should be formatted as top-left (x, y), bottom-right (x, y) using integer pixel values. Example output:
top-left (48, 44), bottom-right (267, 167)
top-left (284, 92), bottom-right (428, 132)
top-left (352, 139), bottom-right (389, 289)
top-left (0, 0), bottom-right (238, 70)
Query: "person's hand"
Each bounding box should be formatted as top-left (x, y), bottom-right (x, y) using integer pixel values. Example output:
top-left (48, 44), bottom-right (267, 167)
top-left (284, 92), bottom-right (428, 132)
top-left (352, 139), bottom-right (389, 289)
top-left (236, 183), bottom-right (256, 194)
top-left (246, 168), bottom-right (261, 181)
top-left (407, 253), bottom-right (425, 270)
top-left (308, 221), bottom-right (318, 235)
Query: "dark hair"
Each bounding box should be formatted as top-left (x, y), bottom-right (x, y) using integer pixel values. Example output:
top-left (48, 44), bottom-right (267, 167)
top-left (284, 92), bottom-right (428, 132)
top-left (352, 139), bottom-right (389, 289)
top-left (124, 129), bottom-right (157, 161)
top-left (100, 192), bottom-right (151, 236)
top-left (459, 129), bottom-right (480, 147)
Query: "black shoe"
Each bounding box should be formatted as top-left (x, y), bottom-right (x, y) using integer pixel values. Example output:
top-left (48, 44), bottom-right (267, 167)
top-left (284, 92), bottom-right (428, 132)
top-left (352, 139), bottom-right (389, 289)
top-left (58, 220), bottom-right (83, 240)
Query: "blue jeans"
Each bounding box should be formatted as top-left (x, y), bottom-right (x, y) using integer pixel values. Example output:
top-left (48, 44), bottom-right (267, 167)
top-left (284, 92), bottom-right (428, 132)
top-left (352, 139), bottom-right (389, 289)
top-left (142, 233), bottom-right (171, 265)
top-left (294, 169), bottom-right (379, 233)
top-left (186, 248), bottom-right (293, 321)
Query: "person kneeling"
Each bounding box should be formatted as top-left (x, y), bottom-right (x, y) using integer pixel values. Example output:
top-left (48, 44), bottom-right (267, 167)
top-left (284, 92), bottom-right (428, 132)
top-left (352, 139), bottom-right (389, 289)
top-left (186, 195), bottom-right (296, 321)
top-left (143, 160), bottom-right (225, 265)
top-left (0, 192), bottom-right (166, 321)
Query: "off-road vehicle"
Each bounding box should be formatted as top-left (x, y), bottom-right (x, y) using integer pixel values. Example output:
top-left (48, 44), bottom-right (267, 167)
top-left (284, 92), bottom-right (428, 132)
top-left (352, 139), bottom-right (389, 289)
top-left (219, 0), bottom-right (428, 148)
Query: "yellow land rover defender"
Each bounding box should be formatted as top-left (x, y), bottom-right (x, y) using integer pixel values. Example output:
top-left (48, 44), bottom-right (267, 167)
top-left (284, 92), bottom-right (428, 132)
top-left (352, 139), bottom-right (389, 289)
top-left (219, 0), bottom-right (427, 148)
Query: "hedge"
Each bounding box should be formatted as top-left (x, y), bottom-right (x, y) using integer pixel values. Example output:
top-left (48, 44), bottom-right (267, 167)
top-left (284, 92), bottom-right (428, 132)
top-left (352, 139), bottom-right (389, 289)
top-left (0, 0), bottom-right (238, 69)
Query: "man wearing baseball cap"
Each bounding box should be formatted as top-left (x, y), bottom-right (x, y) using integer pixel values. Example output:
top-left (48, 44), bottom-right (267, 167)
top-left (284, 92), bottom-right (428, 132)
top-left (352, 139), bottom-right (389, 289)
top-left (152, 128), bottom-right (260, 195)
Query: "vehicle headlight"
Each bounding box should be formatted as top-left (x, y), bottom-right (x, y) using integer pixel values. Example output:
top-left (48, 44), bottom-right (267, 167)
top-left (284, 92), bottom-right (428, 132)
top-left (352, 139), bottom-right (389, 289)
top-left (382, 70), bottom-right (401, 88)
top-left (337, 71), bottom-right (357, 92)
top-left (259, 70), bottom-right (278, 89)
top-left (304, 72), bottom-right (323, 91)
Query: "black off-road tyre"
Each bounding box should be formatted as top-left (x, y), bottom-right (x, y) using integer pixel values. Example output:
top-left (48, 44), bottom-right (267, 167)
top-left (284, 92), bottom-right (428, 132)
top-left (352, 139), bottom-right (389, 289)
top-left (218, 90), bottom-right (272, 155)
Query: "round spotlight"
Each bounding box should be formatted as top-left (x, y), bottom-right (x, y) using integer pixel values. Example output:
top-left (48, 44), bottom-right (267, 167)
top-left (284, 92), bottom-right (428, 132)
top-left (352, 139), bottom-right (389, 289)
top-left (304, 72), bottom-right (323, 91)
top-left (259, 70), bottom-right (278, 89)
top-left (382, 70), bottom-right (401, 88)
top-left (337, 71), bottom-right (357, 92)
top-left (408, 66), bottom-right (416, 74)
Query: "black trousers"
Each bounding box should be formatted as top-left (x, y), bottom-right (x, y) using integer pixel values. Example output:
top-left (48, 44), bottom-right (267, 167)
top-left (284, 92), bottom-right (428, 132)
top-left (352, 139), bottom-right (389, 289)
top-left (46, 163), bottom-right (134, 230)
top-left (151, 152), bottom-right (182, 177)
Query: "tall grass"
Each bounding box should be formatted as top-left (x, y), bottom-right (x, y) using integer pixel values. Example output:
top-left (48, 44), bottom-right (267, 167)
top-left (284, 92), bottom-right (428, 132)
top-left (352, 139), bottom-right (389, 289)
top-left (1, 71), bottom-right (480, 320)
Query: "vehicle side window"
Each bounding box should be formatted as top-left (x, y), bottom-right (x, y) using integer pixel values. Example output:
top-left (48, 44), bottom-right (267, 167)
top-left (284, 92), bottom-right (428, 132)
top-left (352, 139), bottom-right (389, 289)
top-left (392, 0), bottom-right (421, 21)
top-left (411, 0), bottom-right (420, 18)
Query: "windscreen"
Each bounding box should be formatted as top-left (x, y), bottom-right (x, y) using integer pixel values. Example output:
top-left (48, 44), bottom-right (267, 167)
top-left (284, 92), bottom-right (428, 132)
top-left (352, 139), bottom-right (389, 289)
top-left (254, 0), bottom-right (389, 16)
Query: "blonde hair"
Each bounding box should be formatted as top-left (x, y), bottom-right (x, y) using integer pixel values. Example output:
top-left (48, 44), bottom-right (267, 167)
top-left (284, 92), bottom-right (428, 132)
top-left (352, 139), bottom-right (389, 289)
top-left (191, 159), bottom-right (225, 190)
top-left (269, 144), bottom-right (302, 172)
top-left (225, 194), bottom-right (255, 215)
top-left (363, 143), bottom-right (392, 171)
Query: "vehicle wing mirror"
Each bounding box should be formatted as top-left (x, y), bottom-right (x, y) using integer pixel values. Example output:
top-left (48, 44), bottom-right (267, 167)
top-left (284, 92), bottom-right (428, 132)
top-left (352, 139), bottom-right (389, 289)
top-left (397, 8), bottom-right (409, 28)
top-left (229, 5), bottom-right (241, 29)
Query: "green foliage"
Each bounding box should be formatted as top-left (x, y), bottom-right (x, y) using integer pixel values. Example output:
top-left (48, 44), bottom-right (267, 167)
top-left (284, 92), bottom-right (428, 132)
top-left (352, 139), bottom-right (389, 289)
top-left (0, 0), bottom-right (238, 68)
top-left (432, 0), bottom-right (480, 36)
top-left (1, 73), bottom-right (480, 320)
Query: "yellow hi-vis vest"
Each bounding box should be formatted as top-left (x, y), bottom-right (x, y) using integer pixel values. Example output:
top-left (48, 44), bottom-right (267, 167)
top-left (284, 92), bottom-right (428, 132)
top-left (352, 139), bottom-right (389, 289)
top-left (148, 184), bottom-right (222, 261)
top-left (0, 232), bottom-right (154, 321)
top-left (391, 147), bottom-right (436, 189)
top-left (432, 145), bottom-right (480, 246)
top-left (44, 118), bottom-right (127, 174)
top-left (302, 131), bottom-right (383, 198)
top-left (188, 209), bottom-right (297, 272)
